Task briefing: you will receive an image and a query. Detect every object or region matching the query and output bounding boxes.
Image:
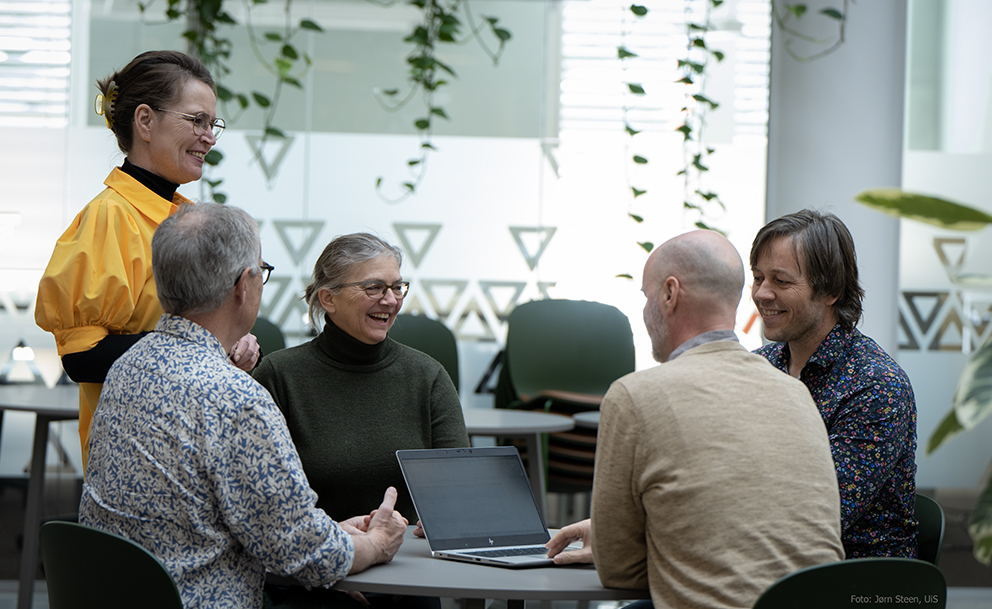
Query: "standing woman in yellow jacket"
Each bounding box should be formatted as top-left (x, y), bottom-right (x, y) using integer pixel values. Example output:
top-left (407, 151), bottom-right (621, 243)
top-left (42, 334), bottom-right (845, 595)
top-left (35, 50), bottom-right (260, 469)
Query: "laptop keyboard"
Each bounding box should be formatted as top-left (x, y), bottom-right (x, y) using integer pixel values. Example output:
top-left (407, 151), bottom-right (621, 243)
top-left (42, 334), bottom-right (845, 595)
top-left (462, 546), bottom-right (550, 558)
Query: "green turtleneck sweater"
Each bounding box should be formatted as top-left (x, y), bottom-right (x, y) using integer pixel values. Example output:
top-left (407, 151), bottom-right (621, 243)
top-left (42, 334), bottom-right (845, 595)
top-left (252, 318), bottom-right (469, 523)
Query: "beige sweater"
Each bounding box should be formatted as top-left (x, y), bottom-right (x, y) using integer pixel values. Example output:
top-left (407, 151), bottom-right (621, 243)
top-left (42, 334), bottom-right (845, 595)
top-left (591, 341), bottom-right (844, 609)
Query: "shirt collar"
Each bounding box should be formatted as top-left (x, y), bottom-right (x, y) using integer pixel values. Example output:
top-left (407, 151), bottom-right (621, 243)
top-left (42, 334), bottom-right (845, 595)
top-left (668, 329), bottom-right (739, 361)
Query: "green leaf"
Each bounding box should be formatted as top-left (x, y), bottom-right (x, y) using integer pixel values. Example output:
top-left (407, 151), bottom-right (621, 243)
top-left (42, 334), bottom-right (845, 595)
top-left (676, 76), bottom-right (694, 85)
top-left (616, 273), bottom-right (634, 279)
top-left (688, 23), bottom-right (709, 32)
top-left (206, 179), bottom-right (223, 188)
top-left (300, 19), bottom-right (323, 32)
top-left (631, 188), bottom-right (646, 199)
top-left (692, 93), bottom-right (719, 110)
top-left (430, 107), bottom-right (449, 119)
top-left (692, 154), bottom-right (709, 171)
top-left (854, 189), bottom-right (992, 231)
top-left (690, 38), bottom-right (707, 50)
top-left (282, 44), bottom-right (298, 60)
top-left (265, 127), bottom-right (286, 138)
top-left (696, 191), bottom-right (718, 201)
top-left (675, 123), bottom-right (693, 140)
top-left (264, 32), bottom-right (282, 42)
top-left (788, 4), bottom-right (808, 18)
top-left (630, 4), bottom-right (648, 17)
top-left (403, 182), bottom-right (416, 192)
top-left (494, 28), bottom-right (512, 42)
top-left (421, 142), bottom-right (437, 150)
top-left (216, 85), bottom-right (234, 102)
top-left (236, 94), bottom-right (250, 109)
top-left (408, 159), bottom-right (421, 166)
top-left (970, 478), bottom-right (992, 565)
top-left (415, 118), bottom-right (430, 130)
top-left (376, 177), bottom-right (383, 188)
top-left (382, 89), bottom-right (400, 97)
top-left (627, 83), bottom-right (646, 95)
top-left (926, 408), bottom-right (965, 455)
top-left (252, 92), bottom-right (271, 108)
top-left (618, 46), bottom-right (639, 59)
top-left (205, 149), bottom-right (224, 165)
top-left (629, 212), bottom-right (644, 222)
top-left (712, 50), bottom-right (725, 62)
top-left (712, 0), bottom-right (724, 6)
top-left (953, 335), bottom-right (992, 429)
top-left (625, 123), bottom-right (641, 136)
top-left (638, 241), bottom-right (654, 253)
top-left (821, 8), bottom-right (843, 20)
top-left (633, 155), bottom-right (648, 164)
top-left (212, 192), bottom-right (228, 204)
top-left (678, 59), bottom-right (705, 74)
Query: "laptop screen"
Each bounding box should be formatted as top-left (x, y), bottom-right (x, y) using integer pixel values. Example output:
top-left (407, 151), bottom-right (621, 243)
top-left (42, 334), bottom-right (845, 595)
top-left (397, 447), bottom-right (552, 550)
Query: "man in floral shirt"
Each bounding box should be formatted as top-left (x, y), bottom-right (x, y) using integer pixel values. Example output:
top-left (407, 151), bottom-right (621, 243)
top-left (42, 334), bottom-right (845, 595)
top-left (80, 203), bottom-right (407, 608)
top-left (750, 209), bottom-right (917, 559)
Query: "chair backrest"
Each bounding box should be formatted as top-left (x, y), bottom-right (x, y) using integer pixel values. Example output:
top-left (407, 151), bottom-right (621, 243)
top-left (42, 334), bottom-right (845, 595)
top-left (40, 521), bottom-right (183, 609)
top-left (504, 299), bottom-right (635, 401)
top-left (389, 313), bottom-right (460, 392)
top-left (252, 316), bottom-right (286, 355)
top-left (915, 493), bottom-right (946, 565)
top-left (753, 558), bottom-right (946, 609)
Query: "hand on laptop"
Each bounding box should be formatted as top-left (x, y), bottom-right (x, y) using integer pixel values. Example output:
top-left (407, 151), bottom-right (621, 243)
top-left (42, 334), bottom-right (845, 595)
top-left (413, 520), bottom-right (425, 538)
top-left (546, 519), bottom-right (593, 565)
top-left (341, 486), bottom-right (409, 573)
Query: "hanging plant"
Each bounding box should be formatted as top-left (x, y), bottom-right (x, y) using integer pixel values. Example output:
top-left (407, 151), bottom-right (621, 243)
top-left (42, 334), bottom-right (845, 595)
top-left (771, 0), bottom-right (850, 62)
top-left (371, 0), bottom-right (512, 203)
top-left (138, 0), bottom-right (323, 201)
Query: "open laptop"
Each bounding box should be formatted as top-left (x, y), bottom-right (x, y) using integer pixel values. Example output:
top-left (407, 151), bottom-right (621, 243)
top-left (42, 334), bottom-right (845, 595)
top-left (396, 446), bottom-right (559, 567)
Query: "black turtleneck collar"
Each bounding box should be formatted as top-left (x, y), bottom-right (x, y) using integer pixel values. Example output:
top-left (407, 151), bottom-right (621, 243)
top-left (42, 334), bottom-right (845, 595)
top-left (316, 315), bottom-right (392, 366)
top-left (121, 158), bottom-right (179, 202)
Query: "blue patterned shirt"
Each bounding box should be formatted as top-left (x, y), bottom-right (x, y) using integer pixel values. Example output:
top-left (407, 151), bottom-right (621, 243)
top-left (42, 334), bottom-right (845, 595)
top-left (756, 324), bottom-right (918, 559)
top-left (80, 314), bottom-right (355, 609)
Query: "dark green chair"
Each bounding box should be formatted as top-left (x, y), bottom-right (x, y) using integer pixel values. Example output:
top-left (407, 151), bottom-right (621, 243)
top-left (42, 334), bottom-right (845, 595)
top-left (252, 316), bottom-right (286, 357)
top-left (389, 313), bottom-right (460, 392)
top-left (916, 493), bottom-right (946, 566)
top-left (40, 521), bottom-right (183, 609)
top-left (753, 558), bottom-right (946, 609)
top-left (498, 299), bottom-right (635, 493)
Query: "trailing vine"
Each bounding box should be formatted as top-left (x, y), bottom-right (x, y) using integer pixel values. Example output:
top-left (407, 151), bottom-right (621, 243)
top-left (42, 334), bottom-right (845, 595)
top-left (772, 0), bottom-right (850, 62)
top-left (370, 0), bottom-right (511, 203)
top-left (617, 0), bottom-right (726, 277)
top-left (137, 0), bottom-right (322, 202)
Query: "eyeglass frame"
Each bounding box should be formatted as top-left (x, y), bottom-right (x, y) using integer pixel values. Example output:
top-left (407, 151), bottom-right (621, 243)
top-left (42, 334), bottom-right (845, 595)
top-left (234, 262), bottom-right (275, 288)
top-left (152, 107), bottom-right (226, 139)
top-left (329, 280), bottom-right (410, 299)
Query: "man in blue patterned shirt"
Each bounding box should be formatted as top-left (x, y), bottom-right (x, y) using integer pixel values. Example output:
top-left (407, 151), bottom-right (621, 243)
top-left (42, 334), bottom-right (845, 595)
top-left (80, 203), bottom-right (407, 609)
top-left (749, 209), bottom-right (918, 559)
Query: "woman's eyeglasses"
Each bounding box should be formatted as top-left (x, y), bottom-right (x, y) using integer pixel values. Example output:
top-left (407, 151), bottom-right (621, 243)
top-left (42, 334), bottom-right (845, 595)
top-left (153, 107), bottom-right (226, 139)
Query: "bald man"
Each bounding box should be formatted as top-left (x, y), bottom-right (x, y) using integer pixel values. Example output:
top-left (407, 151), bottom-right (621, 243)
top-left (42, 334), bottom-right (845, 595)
top-left (546, 231), bottom-right (844, 609)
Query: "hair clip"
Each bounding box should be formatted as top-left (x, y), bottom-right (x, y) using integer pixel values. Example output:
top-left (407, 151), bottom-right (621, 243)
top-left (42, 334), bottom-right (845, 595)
top-left (94, 80), bottom-right (118, 130)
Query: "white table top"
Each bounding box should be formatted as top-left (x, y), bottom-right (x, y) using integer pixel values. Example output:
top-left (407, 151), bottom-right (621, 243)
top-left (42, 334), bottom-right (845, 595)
top-left (572, 410), bottom-right (600, 429)
top-left (0, 384), bottom-right (79, 418)
top-left (331, 527), bottom-right (649, 602)
top-left (462, 408), bottom-right (574, 436)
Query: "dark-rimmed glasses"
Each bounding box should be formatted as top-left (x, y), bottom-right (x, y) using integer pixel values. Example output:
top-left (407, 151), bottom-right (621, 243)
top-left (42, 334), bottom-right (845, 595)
top-left (331, 280), bottom-right (410, 299)
top-left (153, 107), bottom-right (226, 139)
top-left (234, 262), bottom-right (275, 287)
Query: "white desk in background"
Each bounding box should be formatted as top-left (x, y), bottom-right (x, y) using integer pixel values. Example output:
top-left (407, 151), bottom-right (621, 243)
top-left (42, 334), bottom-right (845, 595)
top-left (461, 408), bottom-right (573, 518)
top-left (0, 384), bottom-right (80, 609)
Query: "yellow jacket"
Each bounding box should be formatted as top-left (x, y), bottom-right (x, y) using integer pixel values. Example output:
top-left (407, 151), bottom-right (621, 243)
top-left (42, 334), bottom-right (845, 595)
top-left (35, 167), bottom-right (190, 468)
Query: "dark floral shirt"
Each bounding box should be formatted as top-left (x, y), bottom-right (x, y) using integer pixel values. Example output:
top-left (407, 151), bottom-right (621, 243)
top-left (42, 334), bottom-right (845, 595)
top-left (756, 324), bottom-right (918, 558)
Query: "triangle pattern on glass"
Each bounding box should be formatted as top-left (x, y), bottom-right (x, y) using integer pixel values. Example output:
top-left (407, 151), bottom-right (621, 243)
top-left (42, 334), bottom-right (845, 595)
top-left (510, 226), bottom-right (557, 271)
top-left (245, 134), bottom-right (295, 182)
top-left (479, 281), bottom-right (526, 322)
top-left (421, 279), bottom-right (469, 320)
top-left (273, 220), bottom-right (325, 266)
top-left (394, 223), bottom-right (442, 268)
top-left (453, 297), bottom-right (496, 342)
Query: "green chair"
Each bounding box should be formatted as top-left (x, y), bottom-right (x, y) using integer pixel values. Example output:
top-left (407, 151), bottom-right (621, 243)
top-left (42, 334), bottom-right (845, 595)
top-left (916, 493), bottom-right (946, 565)
top-left (252, 316), bottom-right (286, 357)
top-left (389, 313), bottom-right (460, 392)
top-left (498, 299), bottom-right (635, 493)
top-left (753, 558), bottom-right (946, 609)
top-left (40, 520), bottom-right (183, 609)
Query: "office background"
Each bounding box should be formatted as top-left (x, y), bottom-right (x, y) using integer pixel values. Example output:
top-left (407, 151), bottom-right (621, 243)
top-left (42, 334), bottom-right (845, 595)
top-left (1, 0), bottom-right (991, 586)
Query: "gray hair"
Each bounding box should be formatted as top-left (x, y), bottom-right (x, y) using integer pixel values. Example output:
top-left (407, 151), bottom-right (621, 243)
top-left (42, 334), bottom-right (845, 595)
top-left (304, 233), bottom-right (403, 327)
top-left (153, 203), bottom-right (260, 316)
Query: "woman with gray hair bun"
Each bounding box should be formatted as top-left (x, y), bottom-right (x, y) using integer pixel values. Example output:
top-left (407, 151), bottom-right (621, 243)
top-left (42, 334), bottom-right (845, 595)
top-left (253, 232), bottom-right (467, 609)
